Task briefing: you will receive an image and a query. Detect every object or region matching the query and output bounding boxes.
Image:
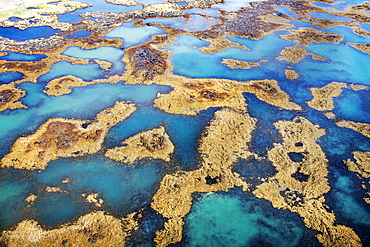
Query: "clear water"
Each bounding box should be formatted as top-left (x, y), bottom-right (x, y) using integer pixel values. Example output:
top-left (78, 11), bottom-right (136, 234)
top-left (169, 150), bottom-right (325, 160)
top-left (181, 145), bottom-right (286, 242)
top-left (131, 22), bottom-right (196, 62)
top-left (0, 172), bottom-right (31, 230)
top-left (183, 191), bottom-right (305, 246)
top-left (308, 12), bottom-right (352, 22)
top-left (0, 71), bottom-right (24, 84)
top-left (106, 105), bottom-right (218, 168)
top-left (0, 51), bottom-right (47, 61)
top-left (275, 6), bottom-right (300, 18)
top-left (37, 61), bottom-right (106, 82)
top-left (325, 169), bottom-right (370, 242)
top-left (310, 2), bottom-right (333, 8)
top-left (333, 88), bottom-right (370, 123)
top-left (0, 82), bottom-right (171, 157)
top-left (104, 22), bottom-right (167, 48)
top-left (33, 154), bottom-right (165, 222)
top-left (65, 30), bottom-right (91, 39)
top-left (0, 26), bottom-right (58, 41)
top-left (1, 0), bottom-right (370, 245)
top-left (62, 46), bottom-right (125, 74)
top-left (213, 0), bottom-right (265, 12)
top-left (168, 34), bottom-right (292, 80)
top-left (299, 43), bottom-right (370, 86)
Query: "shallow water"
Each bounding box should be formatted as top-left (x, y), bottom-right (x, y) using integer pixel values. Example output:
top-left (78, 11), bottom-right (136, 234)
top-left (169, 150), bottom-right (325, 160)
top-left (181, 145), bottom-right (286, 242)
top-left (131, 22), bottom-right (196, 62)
top-left (37, 61), bottom-right (106, 82)
top-left (1, 0), bottom-right (370, 245)
top-left (62, 46), bottom-right (125, 74)
top-left (104, 22), bottom-right (167, 48)
top-left (0, 51), bottom-right (47, 61)
top-left (183, 191), bottom-right (307, 246)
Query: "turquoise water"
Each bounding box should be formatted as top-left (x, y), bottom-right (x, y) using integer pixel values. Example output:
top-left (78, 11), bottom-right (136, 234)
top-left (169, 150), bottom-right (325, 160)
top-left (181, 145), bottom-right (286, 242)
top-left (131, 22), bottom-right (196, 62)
top-left (62, 46), bottom-right (125, 74)
top-left (275, 6), bottom-right (300, 18)
top-left (37, 61), bottom-right (106, 82)
top-left (1, 0), bottom-right (370, 245)
top-left (106, 106), bottom-right (218, 168)
top-left (327, 25), bottom-right (370, 43)
top-left (104, 22), bottom-right (167, 48)
top-left (34, 155), bottom-right (164, 221)
top-left (331, 173), bottom-right (370, 225)
top-left (0, 51), bottom-right (46, 61)
top-left (333, 88), bottom-right (370, 123)
top-left (183, 191), bottom-right (306, 246)
top-left (325, 169), bottom-right (370, 245)
top-left (0, 82), bottom-right (171, 156)
top-left (244, 92), bottom-right (296, 155)
top-left (0, 172), bottom-right (31, 230)
top-left (299, 43), bottom-right (370, 86)
top-left (168, 34), bottom-right (292, 80)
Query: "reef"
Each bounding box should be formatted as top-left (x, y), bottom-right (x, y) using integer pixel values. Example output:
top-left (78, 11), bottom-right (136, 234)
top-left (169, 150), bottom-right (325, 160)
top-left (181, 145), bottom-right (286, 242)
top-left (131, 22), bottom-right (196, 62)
top-left (152, 108), bottom-right (255, 246)
top-left (280, 27), bottom-right (344, 45)
top-left (276, 46), bottom-right (327, 64)
top-left (24, 193), bottom-right (37, 206)
top-left (105, 126), bottom-right (175, 164)
top-left (285, 69), bottom-right (299, 80)
top-left (45, 186), bottom-right (68, 193)
top-left (221, 58), bottom-right (267, 69)
top-left (348, 42), bottom-right (370, 55)
top-left (0, 101), bottom-right (136, 170)
top-left (307, 82), bottom-right (348, 111)
top-left (277, 46), bottom-right (307, 64)
top-left (199, 37), bottom-right (249, 54)
top-left (0, 84), bottom-right (27, 112)
top-left (154, 78), bottom-right (302, 115)
top-left (123, 44), bottom-right (169, 84)
top-left (253, 117), bottom-right (361, 247)
top-left (307, 82), bottom-right (369, 112)
top-left (0, 36), bottom-right (122, 85)
top-left (345, 151), bottom-right (370, 204)
top-left (346, 151), bottom-right (370, 179)
top-left (43, 74), bottom-right (125, 96)
top-left (0, 211), bottom-right (138, 246)
top-left (336, 120), bottom-right (370, 139)
top-left (122, 43), bottom-right (301, 114)
top-left (82, 193), bottom-right (104, 207)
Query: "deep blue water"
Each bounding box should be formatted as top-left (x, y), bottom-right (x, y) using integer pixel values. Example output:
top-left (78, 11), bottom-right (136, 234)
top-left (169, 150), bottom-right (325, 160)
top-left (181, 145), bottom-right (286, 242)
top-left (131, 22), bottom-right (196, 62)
top-left (0, 51), bottom-right (47, 61)
top-left (65, 30), bottom-right (91, 39)
top-left (181, 189), bottom-right (321, 247)
top-left (0, 72), bottom-right (24, 84)
top-left (0, 26), bottom-right (58, 41)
